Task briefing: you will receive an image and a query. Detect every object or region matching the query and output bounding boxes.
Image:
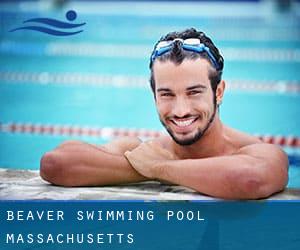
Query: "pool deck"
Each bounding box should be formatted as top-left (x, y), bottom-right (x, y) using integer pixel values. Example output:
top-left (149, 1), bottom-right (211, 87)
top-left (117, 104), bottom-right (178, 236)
top-left (1, 168), bottom-right (300, 200)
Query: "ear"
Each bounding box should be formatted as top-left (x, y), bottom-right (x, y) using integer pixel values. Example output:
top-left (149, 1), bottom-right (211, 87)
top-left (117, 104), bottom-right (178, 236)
top-left (216, 80), bottom-right (225, 105)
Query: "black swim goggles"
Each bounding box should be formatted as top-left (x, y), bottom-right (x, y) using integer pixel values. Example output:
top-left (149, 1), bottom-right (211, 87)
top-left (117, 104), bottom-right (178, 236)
top-left (150, 38), bottom-right (221, 70)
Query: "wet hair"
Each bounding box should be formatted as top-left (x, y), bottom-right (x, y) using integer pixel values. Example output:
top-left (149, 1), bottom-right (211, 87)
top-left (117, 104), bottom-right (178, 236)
top-left (149, 28), bottom-right (224, 98)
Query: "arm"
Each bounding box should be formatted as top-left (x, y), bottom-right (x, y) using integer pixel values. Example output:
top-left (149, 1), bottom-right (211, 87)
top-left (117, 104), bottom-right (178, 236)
top-left (125, 142), bottom-right (288, 199)
top-left (40, 137), bottom-right (148, 186)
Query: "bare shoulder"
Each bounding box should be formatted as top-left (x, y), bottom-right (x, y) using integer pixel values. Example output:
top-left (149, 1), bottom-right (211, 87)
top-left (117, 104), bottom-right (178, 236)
top-left (102, 137), bottom-right (142, 155)
top-left (225, 126), bottom-right (262, 148)
top-left (237, 143), bottom-right (288, 165)
top-left (226, 126), bottom-right (288, 165)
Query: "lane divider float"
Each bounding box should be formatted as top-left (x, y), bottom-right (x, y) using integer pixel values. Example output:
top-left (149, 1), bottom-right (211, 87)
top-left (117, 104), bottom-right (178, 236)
top-left (1, 71), bottom-right (299, 94)
top-left (0, 122), bottom-right (299, 148)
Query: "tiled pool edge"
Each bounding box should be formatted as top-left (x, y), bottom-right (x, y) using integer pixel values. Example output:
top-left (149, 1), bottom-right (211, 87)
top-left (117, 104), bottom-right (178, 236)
top-left (1, 168), bottom-right (300, 200)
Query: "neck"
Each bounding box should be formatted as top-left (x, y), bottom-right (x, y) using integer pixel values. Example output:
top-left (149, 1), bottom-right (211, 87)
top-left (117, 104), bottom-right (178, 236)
top-left (172, 114), bottom-right (227, 159)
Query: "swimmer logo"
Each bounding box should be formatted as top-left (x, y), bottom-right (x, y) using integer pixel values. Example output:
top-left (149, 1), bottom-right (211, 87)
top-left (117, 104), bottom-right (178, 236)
top-left (9, 10), bottom-right (85, 36)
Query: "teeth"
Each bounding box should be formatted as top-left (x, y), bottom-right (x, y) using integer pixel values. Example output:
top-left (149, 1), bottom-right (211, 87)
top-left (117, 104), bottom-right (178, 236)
top-left (173, 118), bottom-right (195, 127)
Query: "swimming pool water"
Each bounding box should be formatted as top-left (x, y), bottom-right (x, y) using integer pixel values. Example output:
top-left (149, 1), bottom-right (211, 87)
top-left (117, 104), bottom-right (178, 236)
top-left (0, 1), bottom-right (299, 188)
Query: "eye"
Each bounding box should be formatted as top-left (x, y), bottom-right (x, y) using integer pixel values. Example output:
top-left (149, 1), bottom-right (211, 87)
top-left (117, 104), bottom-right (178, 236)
top-left (160, 92), bottom-right (174, 97)
top-left (188, 90), bottom-right (201, 96)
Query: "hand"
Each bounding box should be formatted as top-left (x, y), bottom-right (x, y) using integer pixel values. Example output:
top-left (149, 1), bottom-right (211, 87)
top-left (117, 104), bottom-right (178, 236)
top-left (124, 140), bottom-right (177, 179)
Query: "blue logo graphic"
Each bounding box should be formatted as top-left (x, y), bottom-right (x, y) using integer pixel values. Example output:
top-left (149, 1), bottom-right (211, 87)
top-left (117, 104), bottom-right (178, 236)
top-left (9, 10), bottom-right (85, 36)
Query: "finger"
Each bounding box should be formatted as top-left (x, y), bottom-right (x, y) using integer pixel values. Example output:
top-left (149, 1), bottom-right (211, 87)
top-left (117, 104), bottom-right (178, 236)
top-left (152, 144), bottom-right (177, 160)
top-left (145, 141), bottom-right (162, 153)
top-left (147, 140), bottom-right (155, 146)
top-left (147, 140), bottom-right (169, 154)
top-left (124, 151), bottom-right (131, 157)
top-left (124, 151), bottom-right (134, 162)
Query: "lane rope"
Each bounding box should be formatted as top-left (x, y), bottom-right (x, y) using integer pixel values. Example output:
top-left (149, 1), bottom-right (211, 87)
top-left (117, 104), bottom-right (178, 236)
top-left (1, 71), bottom-right (299, 94)
top-left (0, 122), bottom-right (299, 148)
top-left (1, 41), bottom-right (300, 61)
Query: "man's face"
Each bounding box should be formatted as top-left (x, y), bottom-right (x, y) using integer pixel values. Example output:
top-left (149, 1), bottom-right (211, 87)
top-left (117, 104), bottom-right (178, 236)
top-left (153, 58), bottom-right (216, 146)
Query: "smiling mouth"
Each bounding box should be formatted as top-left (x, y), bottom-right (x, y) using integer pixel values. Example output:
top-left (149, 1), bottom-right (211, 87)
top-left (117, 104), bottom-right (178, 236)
top-left (170, 117), bottom-right (199, 128)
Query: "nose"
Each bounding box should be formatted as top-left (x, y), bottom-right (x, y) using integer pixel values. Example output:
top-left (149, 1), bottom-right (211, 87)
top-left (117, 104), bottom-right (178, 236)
top-left (172, 96), bottom-right (192, 118)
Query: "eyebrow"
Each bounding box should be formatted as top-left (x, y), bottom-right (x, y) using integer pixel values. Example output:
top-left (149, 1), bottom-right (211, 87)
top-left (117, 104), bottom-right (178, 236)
top-left (186, 84), bottom-right (207, 91)
top-left (156, 84), bottom-right (207, 93)
top-left (157, 88), bottom-right (172, 92)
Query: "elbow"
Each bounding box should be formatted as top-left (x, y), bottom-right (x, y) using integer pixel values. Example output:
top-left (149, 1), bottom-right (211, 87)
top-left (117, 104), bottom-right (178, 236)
top-left (40, 152), bottom-right (60, 185)
top-left (238, 177), bottom-right (269, 199)
top-left (40, 151), bottom-right (72, 186)
top-left (232, 164), bottom-right (287, 200)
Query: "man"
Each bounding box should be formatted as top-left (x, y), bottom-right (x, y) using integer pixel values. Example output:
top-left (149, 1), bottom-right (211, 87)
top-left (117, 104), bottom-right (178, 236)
top-left (40, 28), bottom-right (288, 199)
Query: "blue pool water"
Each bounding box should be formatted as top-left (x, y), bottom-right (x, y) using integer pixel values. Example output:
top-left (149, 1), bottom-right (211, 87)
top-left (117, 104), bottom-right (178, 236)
top-left (0, 1), bottom-right (299, 188)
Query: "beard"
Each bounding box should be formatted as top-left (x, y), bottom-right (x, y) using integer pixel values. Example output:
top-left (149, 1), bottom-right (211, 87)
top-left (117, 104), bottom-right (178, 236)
top-left (159, 102), bottom-right (217, 146)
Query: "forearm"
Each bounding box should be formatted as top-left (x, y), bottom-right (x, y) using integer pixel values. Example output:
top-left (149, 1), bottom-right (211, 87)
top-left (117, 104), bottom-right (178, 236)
top-left (155, 155), bottom-right (276, 199)
top-left (40, 143), bottom-right (147, 187)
